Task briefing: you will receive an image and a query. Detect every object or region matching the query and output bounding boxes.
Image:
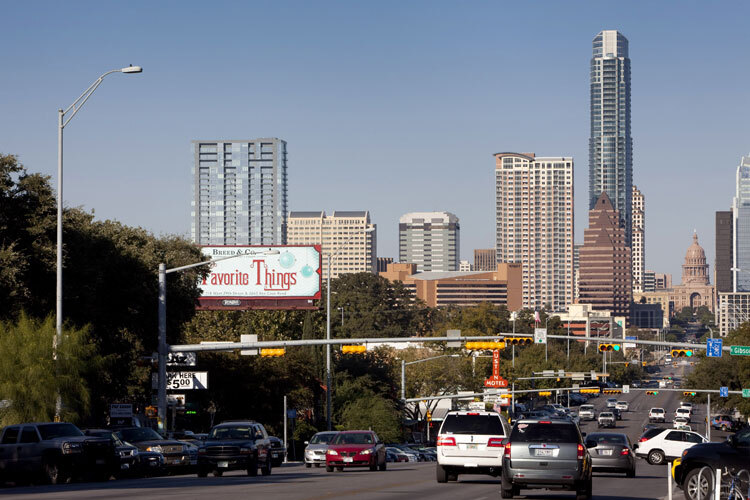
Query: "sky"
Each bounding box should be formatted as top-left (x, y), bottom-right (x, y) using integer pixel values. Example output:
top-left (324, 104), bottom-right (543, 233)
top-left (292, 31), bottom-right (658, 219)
top-left (3, 1), bottom-right (750, 280)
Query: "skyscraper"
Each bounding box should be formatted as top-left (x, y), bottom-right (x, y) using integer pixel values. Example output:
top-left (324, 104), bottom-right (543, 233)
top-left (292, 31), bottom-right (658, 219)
top-left (495, 152), bottom-right (574, 311)
top-left (716, 210), bottom-right (733, 293)
top-left (589, 30), bottom-right (633, 245)
top-left (631, 185), bottom-right (645, 292)
top-left (399, 212), bottom-right (460, 272)
top-left (733, 155), bottom-right (750, 292)
top-left (474, 249), bottom-right (497, 271)
top-left (191, 138), bottom-right (287, 246)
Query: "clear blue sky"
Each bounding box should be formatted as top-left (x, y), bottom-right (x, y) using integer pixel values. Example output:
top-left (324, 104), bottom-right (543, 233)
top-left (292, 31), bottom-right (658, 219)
top-left (3, 1), bottom-right (749, 280)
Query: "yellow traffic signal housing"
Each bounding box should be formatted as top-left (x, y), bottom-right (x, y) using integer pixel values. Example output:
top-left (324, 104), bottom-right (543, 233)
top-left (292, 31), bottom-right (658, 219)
top-left (504, 337), bottom-right (532, 346)
top-left (646, 390), bottom-right (659, 395)
top-left (598, 343), bottom-right (621, 352)
top-left (642, 361), bottom-right (647, 366)
top-left (341, 345), bottom-right (367, 354)
top-left (602, 389), bottom-right (622, 395)
top-left (683, 391), bottom-right (697, 397)
top-left (579, 387), bottom-right (600, 394)
top-left (465, 341), bottom-right (505, 350)
top-left (538, 391), bottom-right (552, 396)
top-left (260, 348), bottom-right (286, 357)
top-left (671, 349), bottom-right (693, 357)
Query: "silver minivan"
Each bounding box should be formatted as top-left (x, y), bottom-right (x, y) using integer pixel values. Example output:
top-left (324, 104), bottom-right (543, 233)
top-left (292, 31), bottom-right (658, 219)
top-left (501, 419), bottom-right (592, 499)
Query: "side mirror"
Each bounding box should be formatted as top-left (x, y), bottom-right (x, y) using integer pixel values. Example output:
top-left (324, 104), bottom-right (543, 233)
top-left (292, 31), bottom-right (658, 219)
top-left (304, 441), bottom-right (309, 445)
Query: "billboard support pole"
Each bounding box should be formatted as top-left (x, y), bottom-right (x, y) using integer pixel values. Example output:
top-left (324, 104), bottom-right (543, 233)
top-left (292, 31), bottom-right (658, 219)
top-left (158, 263), bottom-right (167, 432)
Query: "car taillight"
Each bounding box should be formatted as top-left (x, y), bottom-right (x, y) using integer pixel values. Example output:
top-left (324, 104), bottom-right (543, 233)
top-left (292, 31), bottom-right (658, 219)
top-left (620, 448), bottom-right (630, 456)
top-left (504, 442), bottom-right (511, 459)
top-left (639, 437), bottom-right (649, 442)
top-left (467, 412), bottom-right (479, 415)
top-left (437, 436), bottom-right (456, 446)
top-left (577, 444), bottom-right (584, 460)
top-left (487, 438), bottom-right (504, 447)
top-left (538, 421), bottom-right (551, 424)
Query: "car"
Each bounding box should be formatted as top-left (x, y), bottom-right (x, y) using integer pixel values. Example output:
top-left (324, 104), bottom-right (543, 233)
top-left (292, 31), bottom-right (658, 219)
top-left (642, 423), bottom-right (664, 433)
top-left (606, 398), bottom-right (618, 409)
top-left (615, 401), bottom-right (629, 412)
top-left (674, 428), bottom-right (750, 500)
top-left (197, 421), bottom-right (273, 477)
top-left (117, 427), bottom-right (193, 472)
top-left (325, 430), bottom-right (386, 472)
top-left (674, 408), bottom-right (691, 422)
top-left (267, 436), bottom-right (285, 467)
top-left (304, 431), bottom-right (338, 468)
top-left (0, 422), bottom-right (115, 485)
top-left (501, 418), bottom-right (593, 499)
top-left (711, 414), bottom-right (742, 432)
top-left (597, 412), bottom-right (616, 428)
top-left (579, 405), bottom-right (596, 421)
top-left (679, 402), bottom-right (693, 412)
top-left (386, 447), bottom-right (414, 462)
top-left (84, 428), bottom-right (141, 478)
top-left (611, 408), bottom-right (623, 421)
top-left (649, 408), bottom-right (666, 423)
top-left (585, 432), bottom-right (636, 477)
top-left (435, 410), bottom-right (510, 483)
top-left (673, 417), bottom-right (691, 431)
top-left (634, 428), bottom-right (706, 465)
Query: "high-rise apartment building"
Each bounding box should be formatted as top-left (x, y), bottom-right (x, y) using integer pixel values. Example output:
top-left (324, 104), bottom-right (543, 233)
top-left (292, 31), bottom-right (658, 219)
top-left (631, 185), bottom-right (645, 293)
top-left (578, 192), bottom-right (632, 318)
top-left (398, 212), bottom-right (459, 272)
top-left (495, 152), bottom-right (574, 311)
top-left (473, 249), bottom-right (496, 271)
top-left (733, 155), bottom-right (750, 292)
top-left (191, 138), bottom-right (287, 245)
top-left (590, 30), bottom-right (633, 245)
top-left (573, 243), bottom-right (583, 300)
top-left (716, 210), bottom-right (734, 293)
top-left (287, 211), bottom-right (376, 279)
top-left (643, 270), bottom-right (655, 292)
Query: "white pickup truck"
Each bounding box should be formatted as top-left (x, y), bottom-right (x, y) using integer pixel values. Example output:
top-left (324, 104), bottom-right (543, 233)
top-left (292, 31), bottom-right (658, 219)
top-left (597, 412), bottom-right (616, 428)
top-left (579, 405), bottom-right (596, 420)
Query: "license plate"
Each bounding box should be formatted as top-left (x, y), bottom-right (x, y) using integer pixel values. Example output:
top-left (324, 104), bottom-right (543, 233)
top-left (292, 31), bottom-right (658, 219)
top-left (218, 461), bottom-right (229, 468)
top-left (535, 449), bottom-right (554, 457)
top-left (343, 457), bottom-right (353, 463)
top-left (465, 444), bottom-right (477, 450)
top-left (598, 449), bottom-right (613, 456)
top-left (272, 452), bottom-right (280, 457)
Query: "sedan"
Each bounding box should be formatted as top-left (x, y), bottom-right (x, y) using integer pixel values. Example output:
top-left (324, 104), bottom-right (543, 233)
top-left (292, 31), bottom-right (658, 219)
top-left (326, 431), bottom-right (386, 472)
top-left (615, 401), bottom-right (629, 412)
top-left (117, 427), bottom-right (192, 472)
top-left (585, 432), bottom-right (636, 477)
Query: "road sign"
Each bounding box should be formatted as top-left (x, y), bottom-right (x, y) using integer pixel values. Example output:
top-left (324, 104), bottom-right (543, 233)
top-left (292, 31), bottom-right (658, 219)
top-left (446, 329), bottom-right (461, 348)
top-left (152, 372), bottom-right (208, 390)
top-left (571, 372), bottom-right (585, 381)
top-left (167, 352), bottom-right (196, 366)
top-left (534, 328), bottom-right (547, 344)
top-left (241, 334), bottom-right (258, 355)
top-left (622, 385), bottom-right (630, 394)
top-left (286, 409), bottom-right (297, 419)
top-left (624, 336), bottom-right (637, 349)
top-left (720, 387), bottom-right (729, 397)
top-left (707, 338), bottom-right (723, 357)
top-left (484, 350), bottom-right (509, 388)
top-left (743, 389), bottom-right (750, 398)
top-left (110, 403), bottom-right (132, 418)
top-left (730, 345), bottom-right (750, 356)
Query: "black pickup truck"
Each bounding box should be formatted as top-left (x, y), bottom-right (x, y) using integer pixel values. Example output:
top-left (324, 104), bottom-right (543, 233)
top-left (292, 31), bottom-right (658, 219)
top-left (197, 421), bottom-right (273, 477)
top-left (0, 422), bottom-right (115, 484)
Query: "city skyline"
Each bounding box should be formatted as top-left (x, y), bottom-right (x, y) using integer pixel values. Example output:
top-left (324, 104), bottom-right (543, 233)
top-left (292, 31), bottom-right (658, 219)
top-left (3, 2), bottom-right (750, 281)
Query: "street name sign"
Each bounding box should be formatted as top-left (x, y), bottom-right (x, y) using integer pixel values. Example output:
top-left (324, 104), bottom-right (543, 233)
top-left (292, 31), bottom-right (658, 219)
top-left (624, 336), bottom-right (637, 349)
top-left (707, 338), bottom-right (723, 358)
top-left (110, 404), bottom-right (132, 418)
top-left (730, 345), bottom-right (750, 356)
top-left (743, 389), bottom-right (750, 398)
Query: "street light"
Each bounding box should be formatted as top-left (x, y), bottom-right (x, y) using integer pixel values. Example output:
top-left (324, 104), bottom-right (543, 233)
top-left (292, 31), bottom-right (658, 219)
top-left (400, 354), bottom-right (460, 400)
top-left (156, 248), bottom-right (279, 431)
top-left (326, 227), bottom-right (375, 431)
top-left (55, 65), bottom-right (142, 420)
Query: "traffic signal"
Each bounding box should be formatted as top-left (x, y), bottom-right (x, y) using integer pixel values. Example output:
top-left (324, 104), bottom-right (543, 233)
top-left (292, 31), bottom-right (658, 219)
top-left (341, 345), bottom-right (367, 354)
top-left (504, 337), bottom-right (532, 346)
top-left (538, 391), bottom-right (552, 397)
top-left (580, 387), bottom-right (600, 394)
top-left (642, 362), bottom-right (647, 366)
top-left (671, 349), bottom-right (693, 357)
top-left (260, 348), bottom-right (285, 357)
top-left (602, 389), bottom-right (622, 395)
top-left (426, 411), bottom-right (432, 422)
top-left (683, 391), bottom-right (697, 397)
top-left (465, 341), bottom-right (505, 350)
top-left (646, 390), bottom-right (659, 395)
top-left (598, 343), bottom-right (621, 352)
top-left (145, 406), bottom-right (157, 417)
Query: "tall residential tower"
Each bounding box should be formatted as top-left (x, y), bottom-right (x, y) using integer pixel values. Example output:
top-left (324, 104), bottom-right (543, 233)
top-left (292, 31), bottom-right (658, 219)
top-left (631, 185), bottom-right (645, 292)
top-left (399, 212), bottom-right (460, 272)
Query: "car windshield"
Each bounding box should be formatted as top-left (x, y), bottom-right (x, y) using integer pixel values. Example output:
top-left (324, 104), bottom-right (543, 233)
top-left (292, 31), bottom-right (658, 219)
top-left (37, 423), bottom-right (83, 440)
top-left (510, 423), bottom-right (579, 443)
top-left (118, 428), bottom-right (163, 442)
top-left (332, 433), bottom-right (374, 445)
top-left (580, 405), bottom-right (594, 410)
top-left (209, 426), bottom-right (254, 440)
top-left (440, 414), bottom-right (505, 435)
top-left (309, 432), bottom-right (337, 444)
top-left (652, 409), bottom-right (665, 413)
top-left (617, 401), bottom-right (627, 404)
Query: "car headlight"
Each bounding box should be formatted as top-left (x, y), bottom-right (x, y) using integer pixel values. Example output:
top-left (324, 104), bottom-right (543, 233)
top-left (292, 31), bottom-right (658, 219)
top-left (62, 442), bottom-right (83, 454)
top-left (360, 448), bottom-right (375, 455)
top-left (240, 447), bottom-right (254, 455)
top-left (327, 449), bottom-right (338, 455)
top-left (146, 445), bottom-right (163, 453)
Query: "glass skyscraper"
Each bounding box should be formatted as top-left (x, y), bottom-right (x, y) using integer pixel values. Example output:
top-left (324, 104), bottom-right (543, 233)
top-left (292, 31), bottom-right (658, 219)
top-left (589, 30), bottom-right (633, 245)
top-left (191, 138), bottom-right (287, 246)
top-left (733, 155), bottom-right (750, 291)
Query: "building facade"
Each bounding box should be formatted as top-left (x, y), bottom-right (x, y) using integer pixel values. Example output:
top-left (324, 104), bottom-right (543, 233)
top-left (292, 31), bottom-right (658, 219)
top-left (631, 185), bottom-right (645, 293)
top-left (474, 249), bottom-right (496, 271)
top-left (459, 260), bottom-right (472, 272)
top-left (380, 263), bottom-right (522, 310)
top-left (399, 212), bottom-right (460, 272)
top-left (191, 138), bottom-right (287, 245)
top-left (643, 270), bottom-right (655, 292)
top-left (733, 155), bottom-right (750, 292)
top-left (670, 233), bottom-right (715, 312)
top-left (287, 211), bottom-right (376, 278)
top-left (494, 152), bottom-right (574, 311)
top-left (577, 192), bottom-right (632, 318)
top-left (654, 273), bottom-right (672, 290)
top-left (589, 30), bottom-right (633, 245)
top-left (716, 210), bottom-right (734, 293)
top-left (718, 292), bottom-right (750, 336)
top-left (377, 257), bottom-right (394, 273)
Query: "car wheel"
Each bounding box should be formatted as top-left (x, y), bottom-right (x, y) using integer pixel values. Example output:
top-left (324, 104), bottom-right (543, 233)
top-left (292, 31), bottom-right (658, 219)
top-left (369, 460), bottom-right (377, 472)
top-left (305, 462), bottom-right (312, 468)
top-left (501, 477), bottom-right (516, 498)
top-left (213, 470), bottom-right (223, 477)
top-left (436, 464), bottom-right (448, 483)
top-left (197, 467), bottom-right (209, 477)
top-left (684, 467), bottom-right (713, 500)
top-left (43, 459), bottom-right (67, 485)
top-left (336, 466), bottom-right (344, 472)
top-left (247, 458), bottom-right (258, 476)
top-left (261, 459), bottom-right (272, 476)
top-left (647, 449), bottom-right (665, 465)
top-left (325, 465), bottom-right (334, 472)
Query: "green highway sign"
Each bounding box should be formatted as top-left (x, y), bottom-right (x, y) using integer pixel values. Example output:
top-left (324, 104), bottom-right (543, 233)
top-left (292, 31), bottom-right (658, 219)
top-left (743, 389), bottom-right (750, 398)
top-left (731, 345), bottom-right (750, 356)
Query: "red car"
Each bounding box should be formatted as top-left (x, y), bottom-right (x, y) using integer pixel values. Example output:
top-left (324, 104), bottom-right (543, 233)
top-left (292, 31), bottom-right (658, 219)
top-left (325, 430), bottom-right (387, 472)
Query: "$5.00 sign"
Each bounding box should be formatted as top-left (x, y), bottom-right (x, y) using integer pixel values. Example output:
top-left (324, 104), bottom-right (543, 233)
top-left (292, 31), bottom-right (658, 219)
top-left (152, 372), bottom-right (208, 390)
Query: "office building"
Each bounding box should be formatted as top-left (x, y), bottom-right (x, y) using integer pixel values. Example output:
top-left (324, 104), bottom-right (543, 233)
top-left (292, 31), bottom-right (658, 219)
top-left (733, 155), bottom-right (750, 292)
top-left (643, 270), bottom-right (655, 292)
top-left (459, 260), bottom-right (472, 272)
top-left (631, 185), bottom-right (645, 293)
top-left (191, 138), bottom-right (287, 245)
top-left (380, 263), bottom-right (522, 310)
top-left (716, 210), bottom-right (734, 293)
top-left (495, 152), bottom-right (574, 311)
top-left (377, 257), bottom-right (394, 273)
top-left (474, 249), bottom-right (496, 271)
top-left (654, 273), bottom-right (672, 290)
top-left (399, 212), bottom-right (459, 272)
top-left (287, 211), bottom-right (376, 278)
top-left (573, 243), bottom-right (583, 301)
top-left (589, 30), bottom-right (633, 245)
top-left (718, 292), bottom-right (750, 336)
top-left (578, 192), bottom-right (632, 318)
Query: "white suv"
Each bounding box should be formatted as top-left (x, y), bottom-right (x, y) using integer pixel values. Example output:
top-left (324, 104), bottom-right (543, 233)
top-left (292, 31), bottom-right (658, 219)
top-left (436, 410), bottom-right (510, 483)
top-left (615, 401), bottom-right (629, 412)
top-left (634, 428), bottom-right (706, 465)
top-left (649, 408), bottom-right (666, 423)
top-left (674, 407), bottom-right (691, 422)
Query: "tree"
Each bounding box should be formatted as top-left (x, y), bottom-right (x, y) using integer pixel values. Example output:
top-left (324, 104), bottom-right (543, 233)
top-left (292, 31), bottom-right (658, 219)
top-left (338, 395), bottom-right (401, 443)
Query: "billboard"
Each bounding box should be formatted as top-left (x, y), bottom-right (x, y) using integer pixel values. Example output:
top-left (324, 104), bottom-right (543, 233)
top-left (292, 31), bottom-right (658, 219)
top-left (196, 245), bottom-right (321, 310)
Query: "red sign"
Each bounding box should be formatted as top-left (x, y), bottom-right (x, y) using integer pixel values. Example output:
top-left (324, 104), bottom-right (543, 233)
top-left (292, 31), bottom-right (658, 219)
top-left (484, 349), bottom-right (508, 387)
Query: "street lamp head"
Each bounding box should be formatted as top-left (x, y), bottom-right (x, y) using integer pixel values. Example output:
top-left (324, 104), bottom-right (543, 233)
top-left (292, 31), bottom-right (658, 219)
top-left (364, 227), bottom-right (375, 233)
top-left (121, 65), bottom-right (143, 74)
